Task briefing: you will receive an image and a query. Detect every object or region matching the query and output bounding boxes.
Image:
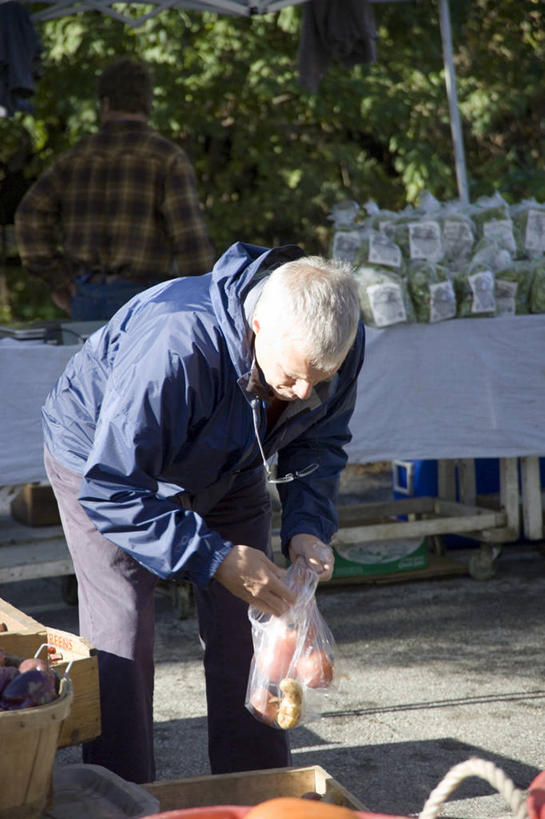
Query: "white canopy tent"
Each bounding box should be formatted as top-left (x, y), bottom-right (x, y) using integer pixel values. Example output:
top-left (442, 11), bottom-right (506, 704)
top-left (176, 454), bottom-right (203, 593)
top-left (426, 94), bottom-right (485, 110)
top-left (22, 0), bottom-right (469, 203)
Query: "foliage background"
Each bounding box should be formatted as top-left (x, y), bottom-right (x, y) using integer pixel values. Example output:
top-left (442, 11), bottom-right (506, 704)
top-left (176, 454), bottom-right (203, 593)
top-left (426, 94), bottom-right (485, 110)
top-left (2, 0), bottom-right (545, 320)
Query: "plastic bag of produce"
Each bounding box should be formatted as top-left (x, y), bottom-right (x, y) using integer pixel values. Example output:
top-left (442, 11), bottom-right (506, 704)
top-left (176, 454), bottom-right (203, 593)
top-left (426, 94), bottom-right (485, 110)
top-left (470, 193), bottom-right (516, 255)
top-left (354, 228), bottom-right (403, 271)
top-left (440, 206), bottom-right (476, 269)
top-left (529, 259), bottom-right (545, 313)
top-left (361, 200), bottom-right (400, 235)
top-left (355, 264), bottom-right (416, 328)
top-left (329, 200), bottom-right (365, 263)
top-left (494, 259), bottom-right (535, 316)
top-left (511, 200), bottom-right (545, 258)
top-left (393, 217), bottom-right (444, 263)
top-left (407, 260), bottom-right (456, 323)
top-left (246, 557), bottom-right (336, 730)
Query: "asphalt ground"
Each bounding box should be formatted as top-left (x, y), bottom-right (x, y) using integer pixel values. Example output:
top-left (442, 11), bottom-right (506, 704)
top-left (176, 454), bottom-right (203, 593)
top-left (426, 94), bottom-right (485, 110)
top-left (1, 467), bottom-right (544, 818)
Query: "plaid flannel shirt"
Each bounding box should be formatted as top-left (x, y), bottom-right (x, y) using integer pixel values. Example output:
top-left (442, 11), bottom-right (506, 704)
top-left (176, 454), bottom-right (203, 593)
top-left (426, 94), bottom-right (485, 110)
top-left (15, 120), bottom-right (214, 289)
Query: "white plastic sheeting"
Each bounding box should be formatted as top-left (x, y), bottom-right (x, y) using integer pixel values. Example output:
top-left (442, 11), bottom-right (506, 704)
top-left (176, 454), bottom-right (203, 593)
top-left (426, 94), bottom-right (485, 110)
top-left (2, 315), bottom-right (544, 485)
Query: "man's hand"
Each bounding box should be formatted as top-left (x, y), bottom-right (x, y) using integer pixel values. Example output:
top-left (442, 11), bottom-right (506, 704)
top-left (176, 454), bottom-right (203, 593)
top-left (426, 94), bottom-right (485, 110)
top-left (288, 534), bottom-right (335, 581)
top-left (214, 545), bottom-right (297, 616)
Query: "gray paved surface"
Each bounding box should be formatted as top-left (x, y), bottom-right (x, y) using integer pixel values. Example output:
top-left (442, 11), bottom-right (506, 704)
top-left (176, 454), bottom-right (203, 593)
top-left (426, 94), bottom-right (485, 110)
top-left (1, 471), bottom-right (544, 818)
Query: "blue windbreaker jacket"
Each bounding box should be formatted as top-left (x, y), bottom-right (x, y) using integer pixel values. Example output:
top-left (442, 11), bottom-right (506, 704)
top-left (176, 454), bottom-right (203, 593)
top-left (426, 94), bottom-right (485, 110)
top-left (42, 242), bottom-right (365, 588)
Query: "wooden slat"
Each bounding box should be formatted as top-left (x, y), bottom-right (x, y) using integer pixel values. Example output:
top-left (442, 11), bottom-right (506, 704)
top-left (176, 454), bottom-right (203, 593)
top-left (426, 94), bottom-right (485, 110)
top-left (143, 766), bottom-right (367, 812)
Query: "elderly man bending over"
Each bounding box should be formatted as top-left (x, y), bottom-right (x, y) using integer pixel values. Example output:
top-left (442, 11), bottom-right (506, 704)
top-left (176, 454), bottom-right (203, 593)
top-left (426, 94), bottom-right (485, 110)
top-left (42, 241), bottom-right (365, 783)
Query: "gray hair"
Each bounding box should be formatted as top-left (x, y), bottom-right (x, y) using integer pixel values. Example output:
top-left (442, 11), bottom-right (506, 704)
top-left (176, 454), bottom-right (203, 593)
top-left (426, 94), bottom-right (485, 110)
top-left (253, 256), bottom-right (360, 370)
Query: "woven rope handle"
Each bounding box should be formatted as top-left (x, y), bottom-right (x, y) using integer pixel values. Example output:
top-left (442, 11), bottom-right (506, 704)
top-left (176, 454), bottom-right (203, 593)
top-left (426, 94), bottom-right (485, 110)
top-left (419, 757), bottom-right (528, 819)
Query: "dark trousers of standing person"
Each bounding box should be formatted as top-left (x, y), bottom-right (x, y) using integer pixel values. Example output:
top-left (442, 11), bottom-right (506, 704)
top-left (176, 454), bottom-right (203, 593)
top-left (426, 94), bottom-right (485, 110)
top-left (44, 448), bottom-right (291, 784)
top-left (71, 278), bottom-right (159, 322)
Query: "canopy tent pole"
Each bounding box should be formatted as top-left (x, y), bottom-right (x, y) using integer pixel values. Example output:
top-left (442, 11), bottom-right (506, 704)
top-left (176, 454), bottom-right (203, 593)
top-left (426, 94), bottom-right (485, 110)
top-left (438, 0), bottom-right (469, 204)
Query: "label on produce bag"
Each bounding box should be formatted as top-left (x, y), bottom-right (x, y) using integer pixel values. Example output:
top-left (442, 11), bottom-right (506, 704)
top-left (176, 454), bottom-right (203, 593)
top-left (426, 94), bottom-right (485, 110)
top-left (408, 220), bottom-right (443, 261)
top-left (429, 280), bottom-right (456, 323)
top-left (332, 229), bottom-right (363, 262)
top-left (483, 219), bottom-right (516, 254)
top-left (367, 282), bottom-right (407, 327)
top-left (369, 233), bottom-right (402, 268)
top-left (524, 210), bottom-right (545, 254)
top-left (495, 279), bottom-right (518, 316)
top-left (443, 219), bottom-right (474, 258)
top-left (469, 270), bottom-right (496, 313)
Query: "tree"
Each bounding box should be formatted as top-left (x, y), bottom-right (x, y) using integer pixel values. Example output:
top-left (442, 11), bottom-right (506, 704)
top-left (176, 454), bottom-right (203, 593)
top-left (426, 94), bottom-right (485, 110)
top-left (6, 0), bottom-right (545, 320)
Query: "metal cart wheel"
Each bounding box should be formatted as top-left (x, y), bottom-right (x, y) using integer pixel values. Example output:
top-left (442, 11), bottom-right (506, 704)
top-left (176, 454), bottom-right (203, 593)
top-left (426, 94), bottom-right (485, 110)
top-left (61, 574), bottom-right (79, 606)
top-left (468, 545), bottom-right (502, 581)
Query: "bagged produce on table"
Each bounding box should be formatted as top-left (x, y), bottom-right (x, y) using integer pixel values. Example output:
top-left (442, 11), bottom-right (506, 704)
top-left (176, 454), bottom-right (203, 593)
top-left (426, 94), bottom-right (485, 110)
top-left (246, 557), bottom-right (336, 730)
top-left (471, 193), bottom-right (516, 255)
top-left (354, 264), bottom-right (416, 328)
top-left (454, 266), bottom-right (496, 318)
top-left (393, 218), bottom-right (444, 263)
top-left (407, 260), bottom-right (456, 323)
top-left (494, 259), bottom-right (534, 316)
top-left (360, 199), bottom-right (400, 236)
top-left (511, 200), bottom-right (545, 258)
top-left (328, 200), bottom-right (366, 263)
top-left (354, 228), bottom-right (403, 272)
top-left (529, 259), bottom-right (545, 313)
top-left (440, 207), bottom-right (476, 269)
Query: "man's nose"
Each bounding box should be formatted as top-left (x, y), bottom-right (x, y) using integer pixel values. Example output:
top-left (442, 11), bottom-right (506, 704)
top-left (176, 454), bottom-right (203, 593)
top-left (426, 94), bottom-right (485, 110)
top-left (294, 379), bottom-right (312, 400)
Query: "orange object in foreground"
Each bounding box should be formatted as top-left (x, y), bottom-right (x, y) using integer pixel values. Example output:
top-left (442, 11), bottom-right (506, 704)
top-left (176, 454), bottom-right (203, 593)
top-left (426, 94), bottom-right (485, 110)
top-left (141, 807), bottom-right (250, 818)
top-left (245, 797), bottom-right (357, 818)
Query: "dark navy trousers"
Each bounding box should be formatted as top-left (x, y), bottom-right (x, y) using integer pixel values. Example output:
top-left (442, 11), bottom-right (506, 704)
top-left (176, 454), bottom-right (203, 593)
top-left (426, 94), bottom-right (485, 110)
top-left (44, 448), bottom-right (291, 783)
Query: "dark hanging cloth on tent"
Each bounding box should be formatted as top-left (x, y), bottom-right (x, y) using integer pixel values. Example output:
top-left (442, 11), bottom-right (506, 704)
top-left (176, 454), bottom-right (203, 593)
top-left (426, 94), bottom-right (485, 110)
top-left (0, 1), bottom-right (42, 116)
top-left (297, 0), bottom-right (378, 93)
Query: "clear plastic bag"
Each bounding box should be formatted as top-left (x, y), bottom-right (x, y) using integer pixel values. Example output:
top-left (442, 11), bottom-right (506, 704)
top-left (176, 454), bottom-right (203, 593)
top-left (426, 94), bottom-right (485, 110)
top-left (245, 558), bottom-right (336, 731)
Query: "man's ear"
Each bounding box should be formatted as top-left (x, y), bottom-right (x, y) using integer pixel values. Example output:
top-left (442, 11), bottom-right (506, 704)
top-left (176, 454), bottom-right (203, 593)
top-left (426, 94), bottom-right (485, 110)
top-left (252, 316), bottom-right (260, 334)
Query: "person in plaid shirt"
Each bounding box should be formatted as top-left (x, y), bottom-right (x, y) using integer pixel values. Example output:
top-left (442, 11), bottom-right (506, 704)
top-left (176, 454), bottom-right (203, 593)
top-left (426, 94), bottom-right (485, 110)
top-left (15, 57), bottom-right (214, 321)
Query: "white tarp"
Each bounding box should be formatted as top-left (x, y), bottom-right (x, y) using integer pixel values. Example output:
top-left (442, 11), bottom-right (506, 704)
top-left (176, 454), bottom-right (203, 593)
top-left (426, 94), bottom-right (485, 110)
top-left (346, 314), bottom-right (545, 463)
top-left (2, 314), bottom-right (544, 485)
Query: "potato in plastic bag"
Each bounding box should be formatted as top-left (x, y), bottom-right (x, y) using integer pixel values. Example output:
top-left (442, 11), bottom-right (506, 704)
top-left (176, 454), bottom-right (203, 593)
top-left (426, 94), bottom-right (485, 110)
top-left (354, 264), bottom-right (416, 328)
top-left (246, 557), bottom-right (336, 731)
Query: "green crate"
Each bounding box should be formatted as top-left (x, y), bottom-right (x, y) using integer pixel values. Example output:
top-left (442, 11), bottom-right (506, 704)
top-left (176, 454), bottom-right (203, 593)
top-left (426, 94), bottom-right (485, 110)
top-left (332, 537), bottom-right (428, 578)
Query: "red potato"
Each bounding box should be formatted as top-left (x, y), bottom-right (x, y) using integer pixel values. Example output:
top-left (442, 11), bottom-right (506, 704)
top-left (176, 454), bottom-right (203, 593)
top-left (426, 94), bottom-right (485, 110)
top-left (0, 665), bottom-right (18, 696)
top-left (255, 621), bottom-right (299, 684)
top-left (18, 657), bottom-right (50, 675)
top-left (296, 649), bottom-right (334, 689)
top-left (0, 668), bottom-right (57, 710)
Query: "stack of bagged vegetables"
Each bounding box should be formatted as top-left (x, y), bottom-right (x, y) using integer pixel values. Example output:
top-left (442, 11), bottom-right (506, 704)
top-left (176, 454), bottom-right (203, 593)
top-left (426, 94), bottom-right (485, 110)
top-left (329, 192), bottom-right (545, 328)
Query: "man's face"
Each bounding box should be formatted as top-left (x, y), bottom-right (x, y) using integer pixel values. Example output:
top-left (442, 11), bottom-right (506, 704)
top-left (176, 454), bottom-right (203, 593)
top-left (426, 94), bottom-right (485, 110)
top-left (253, 318), bottom-right (338, 401)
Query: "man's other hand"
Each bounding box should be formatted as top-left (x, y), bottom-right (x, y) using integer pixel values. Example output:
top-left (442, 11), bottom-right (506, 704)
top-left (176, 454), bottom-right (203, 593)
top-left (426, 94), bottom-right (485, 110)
top-left (288, 534), bottom-right (335, 581)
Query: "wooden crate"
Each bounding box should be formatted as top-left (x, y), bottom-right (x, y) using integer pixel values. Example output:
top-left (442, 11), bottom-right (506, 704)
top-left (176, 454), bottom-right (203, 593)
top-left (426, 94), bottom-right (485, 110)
top-left (0, 596), bottom-right (101, 747)
top-left (143, 765), bottom-right (367, 813)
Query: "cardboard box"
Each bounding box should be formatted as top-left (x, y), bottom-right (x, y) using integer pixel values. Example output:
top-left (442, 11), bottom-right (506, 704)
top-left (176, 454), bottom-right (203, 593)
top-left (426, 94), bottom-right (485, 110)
top-left (143, 765), bottom-right (367, 813)
top-left (0, 597), bottom-right (101, 747)
top-left (332, 537), bottom-right (428, 578)
top-left (10, 483), bottom-right (61, 527)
